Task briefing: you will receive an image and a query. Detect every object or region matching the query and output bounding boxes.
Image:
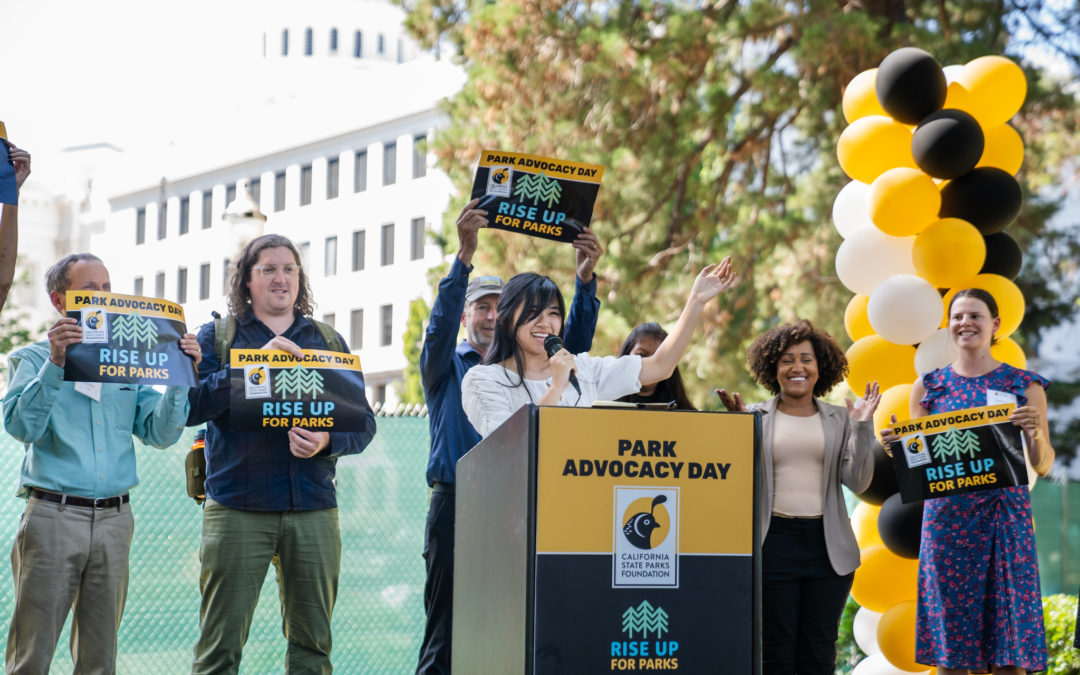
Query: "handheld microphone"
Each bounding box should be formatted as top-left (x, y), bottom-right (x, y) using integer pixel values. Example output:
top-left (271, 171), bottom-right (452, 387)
top-left (543, 334), bottom-right (581, 397)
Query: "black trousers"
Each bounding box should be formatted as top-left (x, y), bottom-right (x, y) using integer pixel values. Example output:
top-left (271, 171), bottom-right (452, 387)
top-left (416, 489), bottom-right (455, 675)
top-left (762, 516), bottom-right (854, 675)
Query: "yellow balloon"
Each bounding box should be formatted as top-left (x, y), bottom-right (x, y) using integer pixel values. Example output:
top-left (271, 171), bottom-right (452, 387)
top-left (943, 80), bottom-right (975, 114)
top-left (991, 336), bottom-right (1027, 369)
top-left (943, 274), bottom-right (1026, 339)
top-left (852, 502), bottom-right (884, 550)
top-left (877, 600), bottom-right (922, 672)
top-left (851, 545), bottom-right (919, 613)
top-left (845, 294), bottom-right (875, 342)
top-left (846, 336), bottom-right (917, 394)
top-left (958, 56), bottom-right (1027, 129)
top-left (977, 123), bottom-right (1024, 175)
top-left (869, 168), bottom-right (941, 237)
top-left (912, 218), bottom-right (986, 288)
top-left (873, 383), bottom-right (913, 436)
top-left (843, 69), bottom-right (888, 123)
top-left (838, 116), bottom-right (917, 184)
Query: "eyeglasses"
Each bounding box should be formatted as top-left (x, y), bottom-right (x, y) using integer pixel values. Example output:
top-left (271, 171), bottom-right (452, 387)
top-left (252, 264), bottom-right (300, 278)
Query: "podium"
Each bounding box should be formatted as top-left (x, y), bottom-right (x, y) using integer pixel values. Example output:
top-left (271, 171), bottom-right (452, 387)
top-left (453, 405), bottom-right (762, 674)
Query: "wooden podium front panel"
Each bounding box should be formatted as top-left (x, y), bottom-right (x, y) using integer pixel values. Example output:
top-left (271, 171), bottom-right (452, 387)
top-left (533, 407), bottom-right (758, 674)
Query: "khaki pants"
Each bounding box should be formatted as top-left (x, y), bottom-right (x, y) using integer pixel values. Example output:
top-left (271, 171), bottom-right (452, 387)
top-left (6, 497), bottom-right (134, 675)
top-left (191, 500), bottom-right (341, 675)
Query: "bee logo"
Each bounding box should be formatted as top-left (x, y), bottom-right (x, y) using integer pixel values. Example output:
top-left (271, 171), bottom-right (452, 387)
top-left (248, 367), bottom-right (267, 385)
top-left (491, 168), bottom-right (509, 185)
top-left (622, 495), bottom-right (669, 550)
top-left (84, 310), bottom-right (103, 330)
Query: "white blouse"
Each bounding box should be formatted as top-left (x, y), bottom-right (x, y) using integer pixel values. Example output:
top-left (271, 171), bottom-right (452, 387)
top-left (461, 353), bottom-right (643, 437)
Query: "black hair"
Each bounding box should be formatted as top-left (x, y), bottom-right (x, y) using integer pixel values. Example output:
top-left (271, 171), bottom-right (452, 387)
top-left (483, 272), bottom-right (566, 399)
top-left (616, 323), bottom-right (696, 410)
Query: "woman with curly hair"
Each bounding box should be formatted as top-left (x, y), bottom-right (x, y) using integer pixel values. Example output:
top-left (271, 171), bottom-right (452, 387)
top-left (718, 320), bottom-right (880, 675)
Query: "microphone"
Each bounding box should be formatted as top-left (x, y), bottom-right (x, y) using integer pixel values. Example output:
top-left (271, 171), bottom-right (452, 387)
top-left (543, 334), bottom-right (581, 397)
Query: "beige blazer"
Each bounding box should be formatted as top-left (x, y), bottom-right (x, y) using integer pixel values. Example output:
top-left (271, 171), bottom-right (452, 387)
top-left (751, 396), bottom-right (876, 576)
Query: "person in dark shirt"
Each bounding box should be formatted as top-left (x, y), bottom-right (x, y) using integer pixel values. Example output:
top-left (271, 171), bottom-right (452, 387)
top-left (187, 234), bottom-right (376, 674)
top-left (616, 322), bottom-right (697, 409)
top-left (415, 198), bottom-right (602, 674)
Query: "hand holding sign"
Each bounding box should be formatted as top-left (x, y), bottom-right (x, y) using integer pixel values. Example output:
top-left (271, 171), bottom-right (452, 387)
top-left (572, 227), bottom-right (603, 283)
top-left (47, 317), bottom-right (83, 368)
top-left (179, 333), bottom-right (202, 366)
top-left (456, 197), bottom-right (487, 266)
top-left (288, 427), bottom-right (330, 458)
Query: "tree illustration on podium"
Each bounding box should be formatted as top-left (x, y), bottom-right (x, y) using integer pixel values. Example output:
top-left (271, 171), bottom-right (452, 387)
top-left (512, 171), bottom-right (562, 208)
top-left (931, 427), bottom-right (982, 462)
top-left (621, 600), bottom-right (669, 640)
top-left (273, 365), bottom-right (325, 399)
top-left (113, 311), bottom-right (158, 350)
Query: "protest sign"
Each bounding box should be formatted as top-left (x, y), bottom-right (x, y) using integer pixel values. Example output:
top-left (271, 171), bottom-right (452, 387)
top-left (229, 348), bottom-right (369, 432)
top-left (0, 138), bottom-right (17, 206)
top-left (469, 149), bottom-right (604, 243)
top-left (889, 403), bottom-right (1026, 502)
top-left (64, 291), bottom-right (196, 386)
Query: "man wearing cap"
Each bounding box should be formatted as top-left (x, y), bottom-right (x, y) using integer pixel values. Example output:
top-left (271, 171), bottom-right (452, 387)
top-left (415, 198), bottom-right (604, 674)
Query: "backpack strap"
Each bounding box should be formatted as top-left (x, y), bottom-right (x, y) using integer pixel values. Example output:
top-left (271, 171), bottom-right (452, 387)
top-left (311, 319), bottom-right (344, 353)
top-left (213, 315), bottom-right (237, 367)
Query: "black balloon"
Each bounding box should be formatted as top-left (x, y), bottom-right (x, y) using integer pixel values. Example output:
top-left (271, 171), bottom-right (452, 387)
top-left (878, 493), bottom-right (924, 559)
top-left (912, 109), bottom-right (985, 179)
top-left (981, 232), bottom-right (1023, 279)
top-left (876, 47), bottom-right (947, 124)
top-left (939, 167), bottom-right (1023, 235)
top-left (856, 445), bottom-right (899, 506)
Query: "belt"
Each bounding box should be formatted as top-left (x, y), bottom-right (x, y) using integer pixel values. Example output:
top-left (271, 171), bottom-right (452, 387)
top-left (30, 488), bottom-right (130, 510)
top-left (432, 481), bottom-right (456, 495)
top-left (771, 512), bottom-right (822, 520)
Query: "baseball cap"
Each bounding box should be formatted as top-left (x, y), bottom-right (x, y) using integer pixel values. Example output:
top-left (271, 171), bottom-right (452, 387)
top-left (465, 275), bottom-right (505, 302)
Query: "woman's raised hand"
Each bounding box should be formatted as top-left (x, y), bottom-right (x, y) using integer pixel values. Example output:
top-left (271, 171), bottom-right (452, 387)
top-left (715, 388), bottom-right (747, 412)
top-left (846, 381), bottom-right (881, 423)
top-left (689, 256), bottom-right (736, 305)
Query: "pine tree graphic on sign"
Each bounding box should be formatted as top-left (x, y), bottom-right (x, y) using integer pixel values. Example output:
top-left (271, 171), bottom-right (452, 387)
top-left (621, 600), bottom-right (669, 640)
top-left (931, 426), bottom-right (982, 462)
top-left (512, 172), bottom-right (562, 208)
top-left (273, 365), bottom-right (325, 399)
top-left (113, 311), bottom-right (159, 350)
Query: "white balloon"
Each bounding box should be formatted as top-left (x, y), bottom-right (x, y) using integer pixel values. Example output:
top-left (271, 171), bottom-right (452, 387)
top-left (835, 229), bottom-right (917, 296)
top-left (942, 64), bottom-right (965, 85)
top-left (867, 275), bottom-right (944, 345)
top-left (833, 180), bottom-right (875, 239)
top-left (852, 652), bottom-right (928, 675)
top-left (853, 607), bottom-right (884, 656)
top-left (914, 328), bottom-right (957, 374)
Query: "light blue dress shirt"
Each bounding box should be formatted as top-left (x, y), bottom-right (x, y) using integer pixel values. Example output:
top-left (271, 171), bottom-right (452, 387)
top-left (2, 341), bottom-right (189, 499)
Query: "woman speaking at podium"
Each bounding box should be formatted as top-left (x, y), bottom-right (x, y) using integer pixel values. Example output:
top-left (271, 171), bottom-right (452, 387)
top-left (882, 288), bottom-right (1055, 675)
top-left (461, 258), bottom-right (735, 437)
top-left (717, 320), bottom-right (880, 675)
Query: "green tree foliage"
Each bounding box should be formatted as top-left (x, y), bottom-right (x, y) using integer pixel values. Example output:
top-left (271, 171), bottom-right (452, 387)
top-left (398, 0), bottom-right (1080, 442)
top-left (400, 297), bottom-right (431, 405)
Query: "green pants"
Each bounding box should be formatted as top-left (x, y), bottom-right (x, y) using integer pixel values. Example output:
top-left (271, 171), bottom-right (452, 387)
top-left (191, 500), bottom-right (341, 675)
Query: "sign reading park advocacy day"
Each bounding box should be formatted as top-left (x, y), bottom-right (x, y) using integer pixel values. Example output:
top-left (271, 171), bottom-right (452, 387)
top-left (533, 407), bottom-right (759, 673)
top-left (889, 403), bottom-right (1027, 502)
top-left (64, 291), bottom-right (197, 386)
top-left (470, 149), bottom-right (604, 243)
top-left (229, 349), bottom-right (368, 432)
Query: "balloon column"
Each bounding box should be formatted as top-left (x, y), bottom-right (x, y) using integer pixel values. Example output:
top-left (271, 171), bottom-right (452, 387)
top-left (835, 48), bottom-right (1031, 674)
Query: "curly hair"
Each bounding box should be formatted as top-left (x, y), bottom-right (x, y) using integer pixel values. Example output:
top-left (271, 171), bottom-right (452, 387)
top-left (746, 320), bottom-right (848, 397)
top-left (227, 234), bottom-right (314, 318)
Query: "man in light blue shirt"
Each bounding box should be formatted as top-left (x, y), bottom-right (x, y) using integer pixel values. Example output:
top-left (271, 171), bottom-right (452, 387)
top-left (2, 253), bottom-right (201, 674)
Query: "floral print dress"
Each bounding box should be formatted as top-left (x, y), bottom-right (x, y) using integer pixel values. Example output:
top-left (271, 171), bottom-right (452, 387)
top-left (915, 363), bottom-right (1049, 672)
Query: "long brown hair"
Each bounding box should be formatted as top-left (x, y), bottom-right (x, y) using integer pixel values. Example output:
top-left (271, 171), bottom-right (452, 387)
top-left (227, 234), bottom-right (314, 318)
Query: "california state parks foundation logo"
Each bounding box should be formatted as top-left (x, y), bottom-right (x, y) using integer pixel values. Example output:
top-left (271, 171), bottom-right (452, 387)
top-left (613, 487), bottom-right (679, 588)
top-left (621, 495), bottom-right (670, 550)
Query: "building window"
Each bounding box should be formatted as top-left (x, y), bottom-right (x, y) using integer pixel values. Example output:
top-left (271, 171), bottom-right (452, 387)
top-left (157, 202), bottom-right (167, 240)
top-left (299, 241), bottom-right (310, 270)
top-left (354, 150), bottom-right (367, 192)
top-left (199, 263), bottom-right (211, 300)
top-left (410, 217), bottom-right (425, 261)
top-left (329, 28), bottom-right (338, 53)
top-left (136, 207), bottom-right (146, 245)
top-left (383, 142), bottom-right (396, 186)
top-left (380, 304), bottom-right (393, 346)
top-left (274, 171), bottom-right (286, 212)
top-left (305, 27), bottom-right (313, 56)
top-left (412, 134), bottom-right (427, 179)
top-left (381, 223), bottom-right (394, 266)
top-left (222, 258), bottom-right (230, 294)
top-left (354, 31), bottom-right (363, 58)
top-left (134, 276), bottom-right (144, 296)
top-left (374, 384), bottom-right (386, 405)
top-left (325, 236), bottom-right (338, 276)
top-left (300, 164), bottom-right (312, 206)
top-left (377, 33), bottom-right (385, 55)
top-left (225, 183), bottom-right (236, 210)
top-left (179, 196), bottom-right (190, 235)
top-left (327, 158), bottom-right (339, 199)
top-left (322, 312), bottom-right (336, 329)
top-left (350, 309), bottom-right (363, 349)
top-left (155, 272), bottom-right (165, 299)
top-left (202, 191), bottom-right (212, 229)
top-left (397, 38), bottom-right (404, 63)
top-left (282, 29), bottom-right (289, 56)
top-left (177, 267), bottom-right (188, 304)
top-left (352, 230), bottom-right (365, 272)
top-left (250, 177), bottom-right (261, 207)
